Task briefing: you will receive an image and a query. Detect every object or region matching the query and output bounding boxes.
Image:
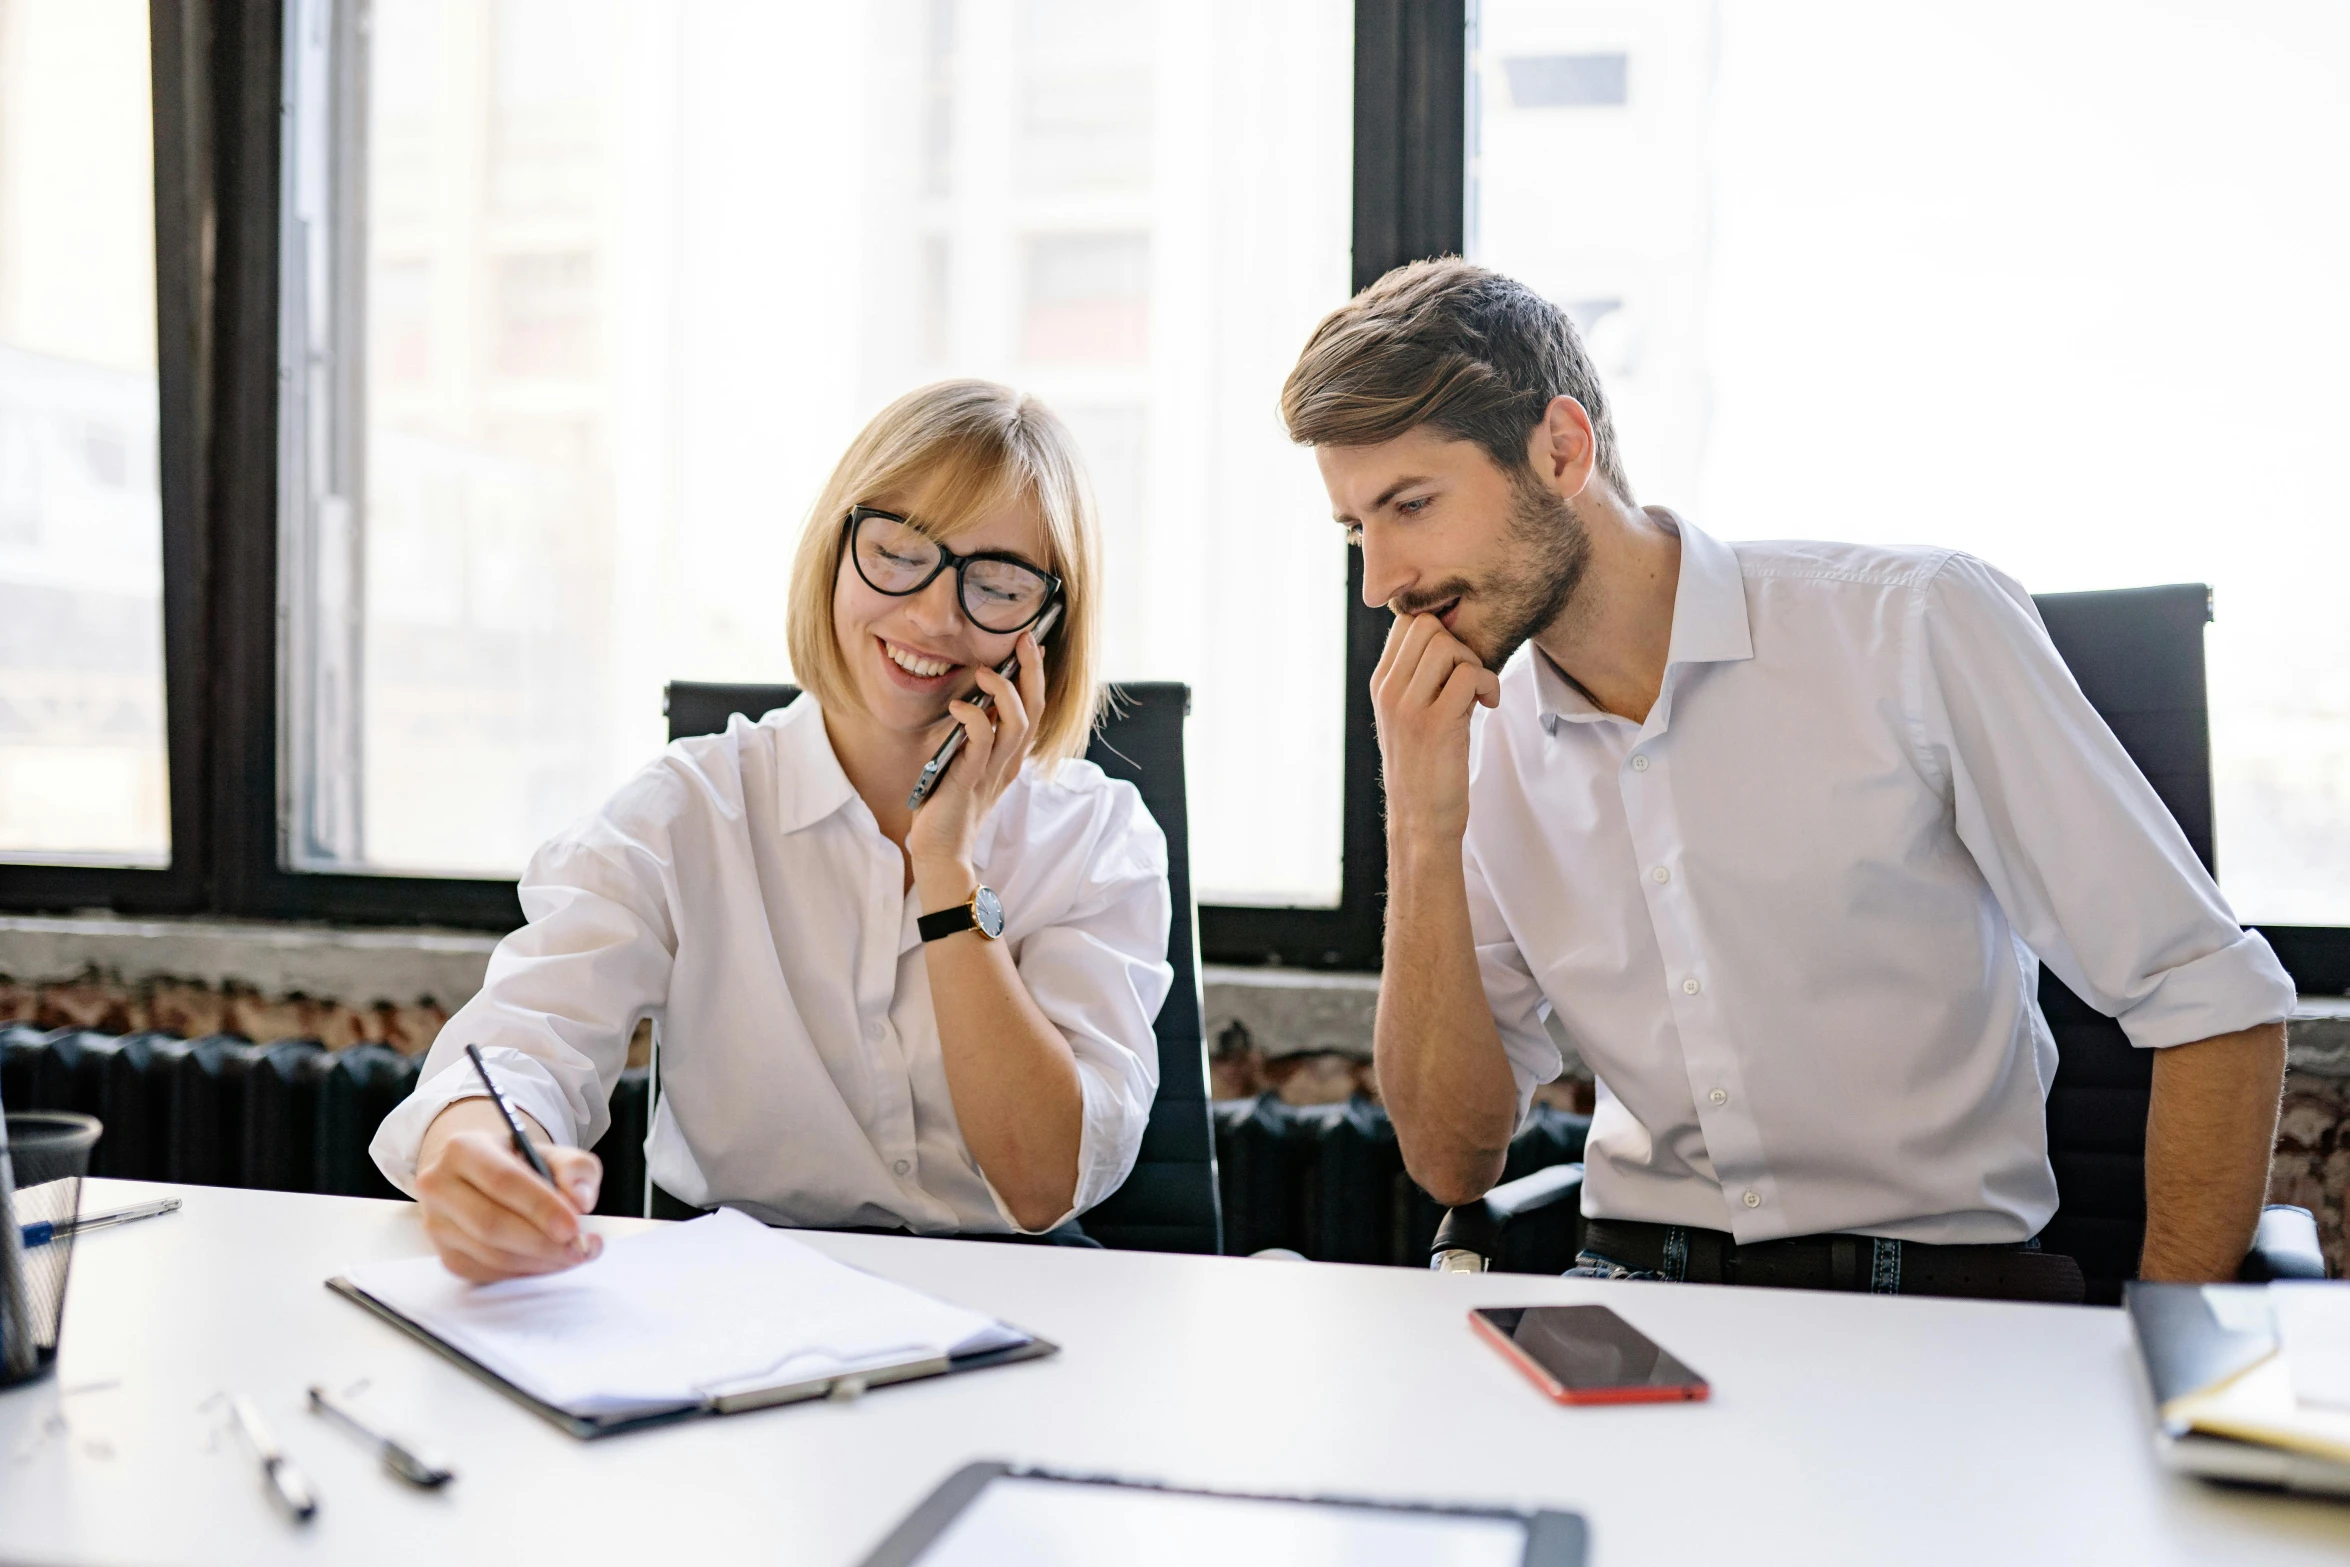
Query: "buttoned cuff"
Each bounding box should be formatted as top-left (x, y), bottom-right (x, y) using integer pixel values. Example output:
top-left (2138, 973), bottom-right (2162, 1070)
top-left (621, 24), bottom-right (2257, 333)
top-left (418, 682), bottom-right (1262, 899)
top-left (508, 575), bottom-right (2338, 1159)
top-left (366, 1047), bottom-right (583, 1199)
top-left (2115, 929), bottom-right (2297, 1050)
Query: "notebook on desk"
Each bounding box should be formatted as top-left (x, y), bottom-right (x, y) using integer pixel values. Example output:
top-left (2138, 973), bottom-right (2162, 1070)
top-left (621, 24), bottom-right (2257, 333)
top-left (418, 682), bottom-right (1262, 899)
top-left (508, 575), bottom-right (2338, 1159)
top-left (329, 1208), bottom-right (1055, 1439)
top-left (2127, 1280), bottom-right (2350, 1498)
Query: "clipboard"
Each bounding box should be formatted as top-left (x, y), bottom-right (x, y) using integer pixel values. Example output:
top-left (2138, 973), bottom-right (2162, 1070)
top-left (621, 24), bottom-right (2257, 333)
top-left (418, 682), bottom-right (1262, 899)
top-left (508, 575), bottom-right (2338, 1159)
top-left (327, 1276), bottom-right (1059, 1440)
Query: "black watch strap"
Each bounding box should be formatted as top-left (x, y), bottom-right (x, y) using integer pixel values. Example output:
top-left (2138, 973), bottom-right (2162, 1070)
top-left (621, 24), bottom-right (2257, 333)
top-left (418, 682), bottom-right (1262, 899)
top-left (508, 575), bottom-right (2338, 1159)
top-left (917, 903), bottom-right (976, 942)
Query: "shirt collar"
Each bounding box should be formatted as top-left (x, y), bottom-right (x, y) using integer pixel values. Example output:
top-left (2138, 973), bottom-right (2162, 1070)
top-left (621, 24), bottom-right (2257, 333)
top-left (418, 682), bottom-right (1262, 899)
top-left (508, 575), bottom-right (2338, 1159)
top-left (768, 695), bottom-right (860, 835)
top-left (767, 696), bottom-right (1009, 871)
top-left (1534, 509), bottom-right (1753, 733)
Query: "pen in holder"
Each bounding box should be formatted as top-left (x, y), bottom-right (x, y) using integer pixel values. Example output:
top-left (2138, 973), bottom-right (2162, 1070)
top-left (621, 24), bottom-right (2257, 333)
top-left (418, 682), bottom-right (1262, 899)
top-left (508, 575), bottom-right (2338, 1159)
top-left (0, 1111), bottom-right (103, 1389)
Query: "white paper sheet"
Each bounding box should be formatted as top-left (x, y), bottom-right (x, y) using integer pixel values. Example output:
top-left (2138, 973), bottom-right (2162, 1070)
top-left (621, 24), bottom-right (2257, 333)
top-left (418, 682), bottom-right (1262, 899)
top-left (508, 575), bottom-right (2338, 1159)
top-left (343, 1209), bottom-right (1025, 1419)
top-left (2273, 1283), bottom-right (2350, 1414)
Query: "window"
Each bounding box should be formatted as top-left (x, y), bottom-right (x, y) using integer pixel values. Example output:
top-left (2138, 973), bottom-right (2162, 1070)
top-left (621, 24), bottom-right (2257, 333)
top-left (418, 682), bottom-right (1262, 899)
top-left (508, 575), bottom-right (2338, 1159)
top-left (1471, 0), bottom-right (2350, 927)
top-left (278, 0), bottom-right (1358, 910)
top-left (55, 1), bottom-right (2336, 985)
top-left (0, 0), bottom-right (169, 864)
top-left (1021, 235), bottom-right (1152, 364)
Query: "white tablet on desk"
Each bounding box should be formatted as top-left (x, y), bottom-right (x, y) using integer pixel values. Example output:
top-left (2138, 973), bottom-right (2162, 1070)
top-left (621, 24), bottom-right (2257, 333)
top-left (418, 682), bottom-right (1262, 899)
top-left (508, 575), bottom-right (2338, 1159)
top-left (859, 1463), bottom-right (1588, 1567)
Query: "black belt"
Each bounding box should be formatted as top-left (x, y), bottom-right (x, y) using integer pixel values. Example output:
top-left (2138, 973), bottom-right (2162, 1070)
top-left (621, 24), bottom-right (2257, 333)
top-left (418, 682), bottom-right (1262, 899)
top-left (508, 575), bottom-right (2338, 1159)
top-left (1580, 1218), bottom-right (2085, 1305)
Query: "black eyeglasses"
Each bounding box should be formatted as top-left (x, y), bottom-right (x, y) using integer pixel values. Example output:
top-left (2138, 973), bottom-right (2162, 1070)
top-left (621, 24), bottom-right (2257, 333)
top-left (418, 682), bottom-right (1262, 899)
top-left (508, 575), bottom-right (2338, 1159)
top-left (843, 506), bottom-right (1062, 635)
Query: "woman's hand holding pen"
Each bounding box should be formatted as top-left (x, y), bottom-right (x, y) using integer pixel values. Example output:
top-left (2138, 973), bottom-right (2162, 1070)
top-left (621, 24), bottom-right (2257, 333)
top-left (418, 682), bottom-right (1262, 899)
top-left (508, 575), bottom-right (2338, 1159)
top-left (414, 1099), bottom-right (604, 1282)
top-left (905, 630), bottom-right (1046, 890)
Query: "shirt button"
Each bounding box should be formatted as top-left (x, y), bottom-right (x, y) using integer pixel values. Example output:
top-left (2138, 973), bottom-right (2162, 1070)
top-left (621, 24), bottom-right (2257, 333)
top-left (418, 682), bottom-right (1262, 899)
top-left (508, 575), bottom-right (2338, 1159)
top-left (893, 1159), bottom-right (911, 1176)
top-left (1651, 866), bottom-right (1670, 884)
top-left (1630, 754), bottom-right (1651, 773)
top-left (1709, 1088), bottom-right (1728, 1106)
top-left (1682, 977), bottom-right (1701, 995)
top-left (867, 1021), bottom-right (886, 1043)
top-left (1743, 1190), bottom-right (1761, 1209)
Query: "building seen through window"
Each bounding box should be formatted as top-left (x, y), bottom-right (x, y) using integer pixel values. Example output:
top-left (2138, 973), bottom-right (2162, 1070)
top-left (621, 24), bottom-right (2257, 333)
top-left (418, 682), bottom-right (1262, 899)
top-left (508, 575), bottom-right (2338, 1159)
top-left (0, 0), bottom-right (168, 864)
top-left (281, 0), bottom-right (1354, 907)
top-left (1472, 0), bottom-right (2350, 925)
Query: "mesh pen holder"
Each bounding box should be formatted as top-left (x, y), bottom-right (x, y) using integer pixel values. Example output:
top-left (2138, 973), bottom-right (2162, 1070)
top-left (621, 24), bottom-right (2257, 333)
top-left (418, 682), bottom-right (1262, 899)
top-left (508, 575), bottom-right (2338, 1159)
top-left (0, 1111), bottom-right (102, 1389)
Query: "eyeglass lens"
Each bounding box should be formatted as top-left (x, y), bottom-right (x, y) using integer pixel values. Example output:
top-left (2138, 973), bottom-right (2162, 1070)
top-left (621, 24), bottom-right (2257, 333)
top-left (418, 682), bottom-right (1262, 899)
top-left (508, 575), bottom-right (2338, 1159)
top-left (852, 510), bottom-right (1053, 632)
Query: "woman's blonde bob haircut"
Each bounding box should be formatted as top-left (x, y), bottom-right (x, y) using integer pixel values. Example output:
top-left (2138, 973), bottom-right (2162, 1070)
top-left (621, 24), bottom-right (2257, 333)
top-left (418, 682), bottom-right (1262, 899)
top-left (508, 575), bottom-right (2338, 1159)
top-left (786, 380), bottom-right (1104, 766)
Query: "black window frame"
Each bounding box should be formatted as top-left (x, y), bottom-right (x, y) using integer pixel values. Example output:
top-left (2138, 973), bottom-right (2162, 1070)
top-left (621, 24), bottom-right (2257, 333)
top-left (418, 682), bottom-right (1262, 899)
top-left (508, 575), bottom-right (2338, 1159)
top-left (3, 0), bottom-right (2344, 995)
top-left (0, 0), bottom-right (217, 921)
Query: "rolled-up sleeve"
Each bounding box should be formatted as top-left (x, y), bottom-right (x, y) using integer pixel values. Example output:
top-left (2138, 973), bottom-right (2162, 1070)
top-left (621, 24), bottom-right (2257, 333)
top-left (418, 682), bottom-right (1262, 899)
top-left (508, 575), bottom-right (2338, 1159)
top-left (1007, 783), bottom-right (1173, 1228)
top-left (369, 833), bottom-right (679, 1197)
top-left (1915, 553), bottom-right (2294, 1048)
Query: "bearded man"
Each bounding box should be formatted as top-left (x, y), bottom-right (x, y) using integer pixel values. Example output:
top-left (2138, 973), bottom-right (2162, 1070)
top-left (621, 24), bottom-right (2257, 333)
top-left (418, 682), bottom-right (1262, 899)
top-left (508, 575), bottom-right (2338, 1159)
top-left (1281, 259), bottom-right (2291, 1301)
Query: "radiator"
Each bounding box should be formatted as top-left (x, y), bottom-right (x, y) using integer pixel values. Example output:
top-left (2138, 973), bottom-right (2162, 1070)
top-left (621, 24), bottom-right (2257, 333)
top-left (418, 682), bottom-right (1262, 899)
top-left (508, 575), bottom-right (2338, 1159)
top-left (1212, 1095), bottom-right (1589, 1272)
top-left (0, 1025), bottom-right (650, 1217)
top-left (1, 1023), bottom-right (1587, 1267)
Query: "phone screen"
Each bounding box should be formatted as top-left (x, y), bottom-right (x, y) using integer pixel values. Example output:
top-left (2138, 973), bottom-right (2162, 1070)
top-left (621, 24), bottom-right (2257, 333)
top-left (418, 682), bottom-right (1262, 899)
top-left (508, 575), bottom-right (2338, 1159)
top-left (1471, 1305), bottom-right (1709, 1405)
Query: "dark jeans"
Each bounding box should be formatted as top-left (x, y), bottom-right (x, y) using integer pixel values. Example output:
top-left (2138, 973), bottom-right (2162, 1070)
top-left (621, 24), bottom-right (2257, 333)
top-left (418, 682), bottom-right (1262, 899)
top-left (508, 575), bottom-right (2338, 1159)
top-left (649, 1184), bottom-right (1100, 1247)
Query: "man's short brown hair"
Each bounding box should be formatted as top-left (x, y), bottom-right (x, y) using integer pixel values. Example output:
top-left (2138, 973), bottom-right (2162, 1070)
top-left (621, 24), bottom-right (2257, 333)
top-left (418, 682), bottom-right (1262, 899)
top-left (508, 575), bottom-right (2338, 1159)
top-left (1280, 258), bottom-right (1632, 502)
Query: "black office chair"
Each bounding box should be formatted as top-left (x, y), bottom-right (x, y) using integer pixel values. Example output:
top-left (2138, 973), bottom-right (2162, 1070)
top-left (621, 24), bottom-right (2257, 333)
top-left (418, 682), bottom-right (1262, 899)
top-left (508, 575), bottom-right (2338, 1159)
top-left (1431, 583), bottom-right (2325, 1298)
top-left (662, 680), bottom-right (1222, 1254)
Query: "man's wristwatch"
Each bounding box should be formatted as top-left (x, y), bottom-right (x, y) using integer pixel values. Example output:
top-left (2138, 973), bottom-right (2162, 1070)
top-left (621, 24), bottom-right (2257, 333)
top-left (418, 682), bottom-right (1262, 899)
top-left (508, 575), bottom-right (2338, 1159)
top-left (918, 885), bottom-right (1005, 943)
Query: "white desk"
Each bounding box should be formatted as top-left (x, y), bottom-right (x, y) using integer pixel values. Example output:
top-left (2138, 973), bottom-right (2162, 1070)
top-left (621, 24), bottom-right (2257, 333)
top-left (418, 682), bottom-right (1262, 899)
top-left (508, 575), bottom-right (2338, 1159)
top-left (1, 1180), bottom-right (2344, 1566)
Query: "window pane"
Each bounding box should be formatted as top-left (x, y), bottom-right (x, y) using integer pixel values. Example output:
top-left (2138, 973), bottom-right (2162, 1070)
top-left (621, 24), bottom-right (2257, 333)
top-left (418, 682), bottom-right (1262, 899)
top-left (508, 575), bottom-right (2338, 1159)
top-left (0, 0), bottom-right (167, 864)
top-left (282, 0), bottom-right (1354, 905)
top-left (1472, 0), bottom-right (2350, 924)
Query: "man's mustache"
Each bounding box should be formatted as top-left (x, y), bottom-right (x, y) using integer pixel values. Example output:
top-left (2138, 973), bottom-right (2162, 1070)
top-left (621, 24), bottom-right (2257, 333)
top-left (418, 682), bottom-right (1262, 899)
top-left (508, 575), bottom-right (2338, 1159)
top-left (1391, 580), bottom-right (1476, 618)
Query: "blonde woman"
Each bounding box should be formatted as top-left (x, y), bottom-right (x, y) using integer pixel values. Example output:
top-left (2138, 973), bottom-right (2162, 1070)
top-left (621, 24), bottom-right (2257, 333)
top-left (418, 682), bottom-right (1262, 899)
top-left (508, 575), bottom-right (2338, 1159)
top-left (370, 381), bottom-right (1171, 1280)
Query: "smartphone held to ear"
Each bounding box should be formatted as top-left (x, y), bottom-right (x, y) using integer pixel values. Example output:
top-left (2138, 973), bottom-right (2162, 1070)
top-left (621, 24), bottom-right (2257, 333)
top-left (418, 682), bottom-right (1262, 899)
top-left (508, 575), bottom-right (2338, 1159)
top-left (1471, 1305), bottom-right (1709, 1406)
top-left (906, 600), bottom-right (1063, 812)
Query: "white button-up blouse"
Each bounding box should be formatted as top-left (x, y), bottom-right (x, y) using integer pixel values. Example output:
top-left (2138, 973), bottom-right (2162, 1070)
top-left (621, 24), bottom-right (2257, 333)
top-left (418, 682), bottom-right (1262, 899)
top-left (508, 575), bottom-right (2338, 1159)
top-left (371, 696), bottom-right (1173, 1235)
top-left (1466, 515), bottom-right (2294, 1246)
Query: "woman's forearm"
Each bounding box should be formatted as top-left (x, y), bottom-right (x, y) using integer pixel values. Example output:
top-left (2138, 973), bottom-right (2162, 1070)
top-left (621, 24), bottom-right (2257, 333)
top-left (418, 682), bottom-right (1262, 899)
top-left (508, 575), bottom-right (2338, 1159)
top-left (914, 857), bottom-right (1085, 1231)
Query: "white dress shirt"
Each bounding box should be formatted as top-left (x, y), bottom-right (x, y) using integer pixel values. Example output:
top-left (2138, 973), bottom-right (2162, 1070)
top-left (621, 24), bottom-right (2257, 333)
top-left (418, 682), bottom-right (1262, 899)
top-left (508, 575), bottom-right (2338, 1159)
top-left (371, 695), bottom-right (1173, 1235)
top-left (1467, 513), bottom-right (2294, 1245)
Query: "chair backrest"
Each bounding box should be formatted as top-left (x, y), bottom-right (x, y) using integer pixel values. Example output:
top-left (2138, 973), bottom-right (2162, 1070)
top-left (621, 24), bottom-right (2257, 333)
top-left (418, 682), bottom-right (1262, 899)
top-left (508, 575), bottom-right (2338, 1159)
top-left (662, 680), bottom-right (1222, 1254)
top-left (2028, 583), bottom-right (2213, 1305)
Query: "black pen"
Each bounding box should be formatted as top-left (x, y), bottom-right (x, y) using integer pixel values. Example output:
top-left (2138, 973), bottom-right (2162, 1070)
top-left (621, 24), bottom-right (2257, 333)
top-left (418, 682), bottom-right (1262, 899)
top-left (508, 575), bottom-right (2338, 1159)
top-left (463, 1042), bottom-right (557, 1187)
top-left (463, 1043), bottom-right (592, 1258)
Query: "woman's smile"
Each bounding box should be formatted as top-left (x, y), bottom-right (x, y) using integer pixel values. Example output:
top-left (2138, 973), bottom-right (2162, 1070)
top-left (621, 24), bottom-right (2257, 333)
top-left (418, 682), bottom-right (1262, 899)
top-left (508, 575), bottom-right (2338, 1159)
top-left (876, 634), bottom-right (965, 690)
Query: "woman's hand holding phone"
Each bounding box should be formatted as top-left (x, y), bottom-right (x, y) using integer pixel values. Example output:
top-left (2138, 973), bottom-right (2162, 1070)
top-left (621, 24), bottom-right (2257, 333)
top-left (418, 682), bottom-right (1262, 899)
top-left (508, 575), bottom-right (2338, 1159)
top-left (905, 629), bottom-right (1048, 883)
top-left (413, 1098), bottom-right (605, 1283)
top-left (903, 626), bottom-right (1085, 1230)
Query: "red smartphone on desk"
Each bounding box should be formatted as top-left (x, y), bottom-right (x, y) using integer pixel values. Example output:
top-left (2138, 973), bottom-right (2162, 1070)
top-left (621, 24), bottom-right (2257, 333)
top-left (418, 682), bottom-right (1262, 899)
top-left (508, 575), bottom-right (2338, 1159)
top-left (1471, 1305), bottom-right (1710, 1406)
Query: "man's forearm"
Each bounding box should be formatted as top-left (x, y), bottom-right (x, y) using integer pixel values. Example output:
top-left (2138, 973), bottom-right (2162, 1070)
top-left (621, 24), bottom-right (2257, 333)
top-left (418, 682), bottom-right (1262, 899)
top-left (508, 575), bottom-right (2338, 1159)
top-left (2140, 1020), bottom-right (2286, 1283)
top-left (1377, 831), bottom-right (1520, 1207)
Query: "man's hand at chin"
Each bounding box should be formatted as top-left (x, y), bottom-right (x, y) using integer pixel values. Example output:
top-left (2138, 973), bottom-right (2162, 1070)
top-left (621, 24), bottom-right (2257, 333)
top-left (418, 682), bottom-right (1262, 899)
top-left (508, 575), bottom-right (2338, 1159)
top-left (1369, 608), bottom-right (1518, 1206)
top-left (1372, 610), bottom-right (1502, 846)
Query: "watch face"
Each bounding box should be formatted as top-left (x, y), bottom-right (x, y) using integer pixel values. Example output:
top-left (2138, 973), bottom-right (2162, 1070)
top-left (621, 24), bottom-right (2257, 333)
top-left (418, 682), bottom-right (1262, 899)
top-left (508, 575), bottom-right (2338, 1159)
top-left (972, 886), bottom-right (1005, 939)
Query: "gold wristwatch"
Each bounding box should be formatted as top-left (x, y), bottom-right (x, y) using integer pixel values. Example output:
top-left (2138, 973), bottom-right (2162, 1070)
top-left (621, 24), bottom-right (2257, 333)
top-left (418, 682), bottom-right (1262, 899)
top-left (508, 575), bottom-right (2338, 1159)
top-left (918, 885), bottom-right (1005, 942)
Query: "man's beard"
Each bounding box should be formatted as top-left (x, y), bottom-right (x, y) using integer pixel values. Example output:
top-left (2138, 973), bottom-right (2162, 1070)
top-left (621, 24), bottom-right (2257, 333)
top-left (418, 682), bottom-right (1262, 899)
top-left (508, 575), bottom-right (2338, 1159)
top-left (1396, 479), bottom-right (1591, 674)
